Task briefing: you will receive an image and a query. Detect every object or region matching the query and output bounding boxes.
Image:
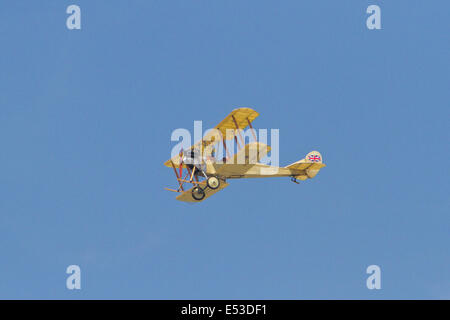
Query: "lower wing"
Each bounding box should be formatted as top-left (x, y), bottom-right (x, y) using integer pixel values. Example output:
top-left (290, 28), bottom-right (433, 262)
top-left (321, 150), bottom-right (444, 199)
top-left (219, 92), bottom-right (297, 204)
top-left (175, 180), bottom-right (229, 203)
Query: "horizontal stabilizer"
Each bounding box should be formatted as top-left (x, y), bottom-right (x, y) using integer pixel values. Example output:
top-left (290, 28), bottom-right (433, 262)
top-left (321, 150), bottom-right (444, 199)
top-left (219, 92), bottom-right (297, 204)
top-left (286, 162), bottom-right (326, 171)
top-left (285, 151), bottom-right (326, 178)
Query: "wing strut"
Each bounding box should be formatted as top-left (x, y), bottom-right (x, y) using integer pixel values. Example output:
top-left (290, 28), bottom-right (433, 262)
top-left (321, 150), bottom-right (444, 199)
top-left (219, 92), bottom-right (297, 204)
top-left (234, 132), bottom-right (241, 151)
top-left (170, 160), bottom-right (184, 192)
top-left (189, 166), bottom-right (196, 182)
top-left (222, 136), bottom-right (231, 162)
top-left (232, 115), bottom-right (245, 146)
top-left (247, 118), bottom-right (257, 140)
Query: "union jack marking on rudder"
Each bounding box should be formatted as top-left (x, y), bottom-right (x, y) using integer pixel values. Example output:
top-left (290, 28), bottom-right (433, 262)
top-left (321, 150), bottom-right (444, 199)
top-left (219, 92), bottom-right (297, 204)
top-left (308, 155), bottom-right (321, 162)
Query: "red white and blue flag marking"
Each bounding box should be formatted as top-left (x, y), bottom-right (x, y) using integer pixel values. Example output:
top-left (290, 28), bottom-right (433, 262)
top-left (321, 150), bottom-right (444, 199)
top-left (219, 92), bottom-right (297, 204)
top-left (308, 155), bottom-right (321, 162)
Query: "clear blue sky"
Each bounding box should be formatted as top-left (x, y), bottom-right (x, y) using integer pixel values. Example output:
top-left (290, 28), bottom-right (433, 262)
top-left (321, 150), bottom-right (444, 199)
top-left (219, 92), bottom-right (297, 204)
top-left (0, 1), bottom-right (448, 299)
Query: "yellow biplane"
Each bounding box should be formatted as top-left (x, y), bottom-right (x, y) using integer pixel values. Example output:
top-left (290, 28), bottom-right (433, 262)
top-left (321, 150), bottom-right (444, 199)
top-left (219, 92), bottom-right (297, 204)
top-left (164, 108), bottom-right (326, 202)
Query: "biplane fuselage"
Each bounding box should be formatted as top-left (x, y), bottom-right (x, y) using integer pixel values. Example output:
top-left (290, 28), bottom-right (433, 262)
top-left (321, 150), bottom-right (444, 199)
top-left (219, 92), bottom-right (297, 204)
top-left (210, 162), bottom-right (307, 179)
top-left (165, 108), bottom-right (326, 202)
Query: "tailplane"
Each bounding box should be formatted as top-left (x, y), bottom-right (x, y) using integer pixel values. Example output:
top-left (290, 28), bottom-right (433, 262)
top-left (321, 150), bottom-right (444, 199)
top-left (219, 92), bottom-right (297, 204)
top-left (285, 151), bottom-right (325, 181)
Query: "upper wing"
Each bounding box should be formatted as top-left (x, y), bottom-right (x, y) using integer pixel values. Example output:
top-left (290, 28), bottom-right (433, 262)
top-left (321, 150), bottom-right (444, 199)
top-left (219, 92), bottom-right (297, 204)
top-left (175, 180), bottom-right (230, 202)
top-left (214, 107), bottom-right (259, 139)
top-left (164, 107), bottom-right (259, 168)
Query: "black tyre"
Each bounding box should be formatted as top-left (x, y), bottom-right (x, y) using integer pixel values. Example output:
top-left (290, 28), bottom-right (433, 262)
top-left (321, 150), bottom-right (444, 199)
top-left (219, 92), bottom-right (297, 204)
top-left (191, 186), bottom-right (206, 201)
top-left (206, 176), bottom-right (220, 190)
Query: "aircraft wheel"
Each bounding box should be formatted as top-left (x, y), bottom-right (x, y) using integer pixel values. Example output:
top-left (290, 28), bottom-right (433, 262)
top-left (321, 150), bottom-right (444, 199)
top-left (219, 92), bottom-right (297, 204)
top-left (191, 186), bottom-right (206, 201)
top-left (206, 176), bottom-right (220, 190)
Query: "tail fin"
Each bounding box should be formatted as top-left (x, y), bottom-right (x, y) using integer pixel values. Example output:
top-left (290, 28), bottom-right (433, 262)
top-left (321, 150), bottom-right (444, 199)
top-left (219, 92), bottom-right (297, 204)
top-left (285, 151), bottom-right (325, 180)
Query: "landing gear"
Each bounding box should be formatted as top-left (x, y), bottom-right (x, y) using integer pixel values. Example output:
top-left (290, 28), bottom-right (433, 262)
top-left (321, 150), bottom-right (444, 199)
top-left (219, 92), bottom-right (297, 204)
top-left (191, 186), bottom-right (206, 201)
top-left (206, 176), bottom-right (220, 190)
